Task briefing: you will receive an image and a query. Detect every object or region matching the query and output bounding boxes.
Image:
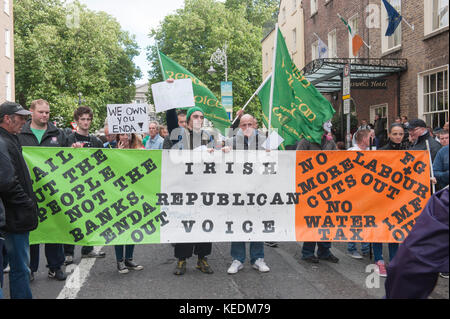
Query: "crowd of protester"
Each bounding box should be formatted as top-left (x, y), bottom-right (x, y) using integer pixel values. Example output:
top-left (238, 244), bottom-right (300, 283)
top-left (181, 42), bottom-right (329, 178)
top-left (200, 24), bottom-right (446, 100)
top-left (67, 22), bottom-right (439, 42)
top-left (0, 98), bottom-right (448, 299)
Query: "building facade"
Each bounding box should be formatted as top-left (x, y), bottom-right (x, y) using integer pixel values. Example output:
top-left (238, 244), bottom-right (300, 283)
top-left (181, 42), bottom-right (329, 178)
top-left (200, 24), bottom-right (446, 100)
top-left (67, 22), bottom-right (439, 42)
top-left (262, 0), bottom-right (306, 81)
top-left (0, 0), bottom-right (14, 103)
top-left (301, 0), bottom-right (449, 130)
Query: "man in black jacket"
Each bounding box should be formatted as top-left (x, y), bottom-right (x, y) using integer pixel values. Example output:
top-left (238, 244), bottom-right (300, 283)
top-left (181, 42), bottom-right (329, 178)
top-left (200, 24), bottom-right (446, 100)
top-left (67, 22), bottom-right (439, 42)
top-left (0, 135), bottom-right (15, 299)
top-left (0, 101), bottom-right (37, 299)
top-left (407, 119), bottom-right (442, 161)
top-left (18, 99), bottom-right (67, 281)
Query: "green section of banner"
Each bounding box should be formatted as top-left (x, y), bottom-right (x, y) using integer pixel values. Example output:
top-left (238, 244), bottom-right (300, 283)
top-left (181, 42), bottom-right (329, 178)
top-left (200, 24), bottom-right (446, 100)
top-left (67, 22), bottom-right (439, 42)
top-left (23, 147), bottom-right (163, 246)
top-left (159, 51), bottom-right (231, 134)
top-left (258, 29), bottom-right (336, 148)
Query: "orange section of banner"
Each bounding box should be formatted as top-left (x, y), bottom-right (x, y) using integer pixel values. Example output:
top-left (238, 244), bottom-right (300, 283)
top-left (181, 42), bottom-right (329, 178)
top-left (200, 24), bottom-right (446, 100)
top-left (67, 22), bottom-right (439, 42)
top-left (295, 151), bottom-right (431, 243)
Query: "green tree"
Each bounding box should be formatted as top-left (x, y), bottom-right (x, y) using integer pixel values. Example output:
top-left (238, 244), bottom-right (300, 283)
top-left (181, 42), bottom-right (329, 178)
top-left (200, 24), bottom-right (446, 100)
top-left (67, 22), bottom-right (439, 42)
top-left (14, 0), bottom-right (141, 130)
top-left (147, 0), bottom-right (279, 125)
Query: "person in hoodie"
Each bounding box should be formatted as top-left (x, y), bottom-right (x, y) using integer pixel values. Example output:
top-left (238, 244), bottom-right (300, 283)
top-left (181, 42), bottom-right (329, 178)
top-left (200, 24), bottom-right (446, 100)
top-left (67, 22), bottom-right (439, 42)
top-left (18, 99), bottom-right (68, 281)
top-left (385, 187), bottom-right (449, 298)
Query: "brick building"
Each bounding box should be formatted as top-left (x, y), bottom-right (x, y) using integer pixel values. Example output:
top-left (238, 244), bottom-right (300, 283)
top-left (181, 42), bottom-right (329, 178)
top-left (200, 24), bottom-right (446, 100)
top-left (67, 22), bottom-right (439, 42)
top-left (0, 0), bottom-right (14, 103)
top-left (300, 0), bottom-right (449, 132)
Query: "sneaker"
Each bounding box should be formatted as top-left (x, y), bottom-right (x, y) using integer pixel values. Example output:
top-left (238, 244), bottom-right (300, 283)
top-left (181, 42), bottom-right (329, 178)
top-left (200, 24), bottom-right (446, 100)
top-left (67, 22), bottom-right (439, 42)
top-left (265, 242), bottom-right (278, 248)
top-left (196, 257), bottom-right (214, 274)
top-left (48, 269), bottom-right (67, 281)
top-left (362, 251), bottom-right (370, 257)
top-left (319, 253), bottom-right (339, 263)
top-left (439, 272), bottom-right (449, 279)
top-left (81, 251), bottom-right (106, 259)
top-left (174, 259), bottom-right (186, 275)
top-left (348, 251), bottom-right (363, 259)
top-left (125, 259), bottom-right (143, 271)
top-left (3, 265), bottom-right (10, 273)
top-left (252, 258), bottom-right (270, 272)
top-left (227, 260), bottom-right (244, 274)
top-left (64, 255), bottom-right (73, 266)
top-left (117, 261), bottom-right (129, 274)
top-left (375, 261), bottom-right (387, 277)
top-left (302, 255), bottom-right (319, 263)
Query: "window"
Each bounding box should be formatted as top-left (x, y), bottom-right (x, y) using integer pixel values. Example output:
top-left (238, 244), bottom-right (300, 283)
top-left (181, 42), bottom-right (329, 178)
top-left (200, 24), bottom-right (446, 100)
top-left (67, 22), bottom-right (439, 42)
top-left (5, 72), bottom-right (11, 101)
top-left (418, 66), bottom-right (449, 129)
top-left (433, 0), bottom-right (449, 30)
top-left (381, 0), bottom-right (401, 53)
top-left (370, 104), bottom-right (388, 127)
top-left (348, 15), bottom-right (359, 58)
top-left (4, 0), bottom-right (9, 14)
top-left (5, 29), bottom-right (10, 58)
top-left (311, 0), bottom-right (318, 16)
top-left (328, 29), bottom-right (337, 58)
top-left (311, 40), bottom-right (319, 60)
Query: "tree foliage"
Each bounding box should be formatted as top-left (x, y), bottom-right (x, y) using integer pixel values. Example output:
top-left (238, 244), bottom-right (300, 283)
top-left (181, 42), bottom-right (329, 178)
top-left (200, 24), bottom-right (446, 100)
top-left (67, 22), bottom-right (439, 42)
top-left (14, 0), bottom-right (141, 130)
top-left (147, 0), bottom-right (279, 125)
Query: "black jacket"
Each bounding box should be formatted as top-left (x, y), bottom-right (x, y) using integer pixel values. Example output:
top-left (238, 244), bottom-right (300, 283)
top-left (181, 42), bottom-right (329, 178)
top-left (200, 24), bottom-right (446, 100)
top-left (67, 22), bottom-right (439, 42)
top-left (18, 120), bottom-right (69, 147)
top-left (409, 131), bottom-right (442, 161)
top-left (67, 132), bottom-right (103, 148)
top-left (0, 136), bottom-right (14, 237)
top-left (0, 127), bottom-right (38, 233)
top-left (379, 140), bottom-right (408, 150)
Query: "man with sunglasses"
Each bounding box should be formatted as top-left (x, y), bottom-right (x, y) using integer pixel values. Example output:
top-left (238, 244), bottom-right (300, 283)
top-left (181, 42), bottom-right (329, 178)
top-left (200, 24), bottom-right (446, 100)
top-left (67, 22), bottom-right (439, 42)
top-left (407, 119), bottom-right (442, 161)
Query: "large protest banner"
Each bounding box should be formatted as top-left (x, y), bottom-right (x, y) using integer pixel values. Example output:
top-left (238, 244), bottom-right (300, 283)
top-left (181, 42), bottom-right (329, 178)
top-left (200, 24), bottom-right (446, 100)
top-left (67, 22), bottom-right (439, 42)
top-left (23, 147), bottom-right (431, 245)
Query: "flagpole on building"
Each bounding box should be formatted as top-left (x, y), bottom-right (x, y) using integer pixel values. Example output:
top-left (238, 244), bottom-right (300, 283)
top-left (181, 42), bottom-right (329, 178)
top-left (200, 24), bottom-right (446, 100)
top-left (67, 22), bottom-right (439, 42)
top-left (268, 24), bottom-right (279, 133)
top-left (156, 42), bottom-right (166, 80)
top-left (402, 18), bottom-right (415, 31)
top-left (231, 73), bottom-right (272, 125)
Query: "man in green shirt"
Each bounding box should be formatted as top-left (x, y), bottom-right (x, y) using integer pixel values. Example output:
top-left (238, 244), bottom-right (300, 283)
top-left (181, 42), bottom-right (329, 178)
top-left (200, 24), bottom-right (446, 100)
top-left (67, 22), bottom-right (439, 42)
top-left (18, 99), bottom-right (69, 281)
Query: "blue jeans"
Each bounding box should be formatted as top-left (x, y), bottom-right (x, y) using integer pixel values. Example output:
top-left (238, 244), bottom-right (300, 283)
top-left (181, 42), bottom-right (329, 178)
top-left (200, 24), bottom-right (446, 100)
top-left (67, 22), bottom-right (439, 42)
top-left (347, 242), bottom-right (370, 254)
top-left (4, 232), bottom-right (32, 299)
top-left (30, 244), bottom-right (65, 272)
top-left (114, 245), bottom-right (135, 262)
top-left (372, 243), bottom-right (399, 262)
top-left (231, 242), bottom-right (264, 264)
top-left (302, 242), bottom-right (332, 258)
top-left (0, 238), bottom-right (4, 299)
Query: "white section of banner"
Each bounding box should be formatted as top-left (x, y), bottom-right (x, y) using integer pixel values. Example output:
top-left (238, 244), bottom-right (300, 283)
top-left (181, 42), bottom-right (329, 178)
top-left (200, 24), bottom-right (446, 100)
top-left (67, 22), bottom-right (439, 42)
top-left (160, 150), bottom-right (297, 243)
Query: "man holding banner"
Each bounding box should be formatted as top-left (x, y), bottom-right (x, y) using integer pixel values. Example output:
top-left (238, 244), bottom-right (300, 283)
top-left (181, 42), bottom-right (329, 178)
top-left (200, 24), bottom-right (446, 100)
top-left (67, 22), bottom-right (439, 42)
top-left (164, 107), bottom-right (215, 275)
top-left (296, 124), bottom-right (339, 264)
top-left (64, 106), bottom-right (106, 265)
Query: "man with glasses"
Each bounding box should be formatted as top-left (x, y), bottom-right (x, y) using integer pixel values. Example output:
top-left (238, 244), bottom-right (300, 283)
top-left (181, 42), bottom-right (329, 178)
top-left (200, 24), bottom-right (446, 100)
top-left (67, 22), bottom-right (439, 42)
top-left (407, 119), bottom-right (442, 161)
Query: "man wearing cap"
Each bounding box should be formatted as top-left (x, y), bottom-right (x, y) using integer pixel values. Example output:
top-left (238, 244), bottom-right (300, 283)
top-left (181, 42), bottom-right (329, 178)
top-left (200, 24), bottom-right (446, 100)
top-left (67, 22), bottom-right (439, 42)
top-left (17, 99), bottom-right (68, 282)
top-left (163, 106), bottom-right (216, 275)
top-left (407, 119), bottom-right (442, 161)
top-left (0, 101), bottom-right (37, 299)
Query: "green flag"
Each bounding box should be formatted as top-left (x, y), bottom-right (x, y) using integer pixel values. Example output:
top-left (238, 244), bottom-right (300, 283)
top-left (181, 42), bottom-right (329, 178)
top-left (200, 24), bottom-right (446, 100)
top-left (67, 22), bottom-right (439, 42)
top-left (158, 51), bottom-right (231, 134)
top-left (258, 28), bottom-right (335, 147)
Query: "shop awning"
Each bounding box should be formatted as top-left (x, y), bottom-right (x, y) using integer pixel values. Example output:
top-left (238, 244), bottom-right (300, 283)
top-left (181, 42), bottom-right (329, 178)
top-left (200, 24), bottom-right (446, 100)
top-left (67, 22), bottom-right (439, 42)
top-left (301, 58), bottom-right (408, 93)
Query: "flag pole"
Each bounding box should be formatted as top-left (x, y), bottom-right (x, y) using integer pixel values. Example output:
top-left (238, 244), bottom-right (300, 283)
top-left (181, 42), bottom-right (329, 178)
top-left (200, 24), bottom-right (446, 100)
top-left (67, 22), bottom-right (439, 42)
top-left (156, 42), bottom-right (166, 80)
top-left (425, 140), bottom-right (436, 194)
top-left (402, 18), bottom-right (415, 31)
top-left (231, 73), bottom-right (272, 125)
top-left (268, 24), bottom-right (279, 133)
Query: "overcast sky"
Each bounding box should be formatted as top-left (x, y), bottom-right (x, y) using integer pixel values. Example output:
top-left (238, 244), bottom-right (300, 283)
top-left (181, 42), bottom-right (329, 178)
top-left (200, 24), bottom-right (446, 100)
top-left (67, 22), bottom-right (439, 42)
top-left (78, 0), bottom-right (185, 85)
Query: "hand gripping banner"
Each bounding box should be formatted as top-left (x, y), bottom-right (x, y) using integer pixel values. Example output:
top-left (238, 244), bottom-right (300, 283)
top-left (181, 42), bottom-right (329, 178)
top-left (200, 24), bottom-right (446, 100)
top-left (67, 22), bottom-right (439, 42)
top-left (23, 148), bottom-right (431, 245)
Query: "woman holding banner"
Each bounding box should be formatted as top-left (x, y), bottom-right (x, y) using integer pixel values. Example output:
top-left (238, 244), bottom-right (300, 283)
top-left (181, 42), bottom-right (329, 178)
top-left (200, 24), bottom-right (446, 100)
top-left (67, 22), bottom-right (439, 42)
top-left (114, 133), bottom-right (144, 274)
top-left (372, 123), bottom-right (406, 277)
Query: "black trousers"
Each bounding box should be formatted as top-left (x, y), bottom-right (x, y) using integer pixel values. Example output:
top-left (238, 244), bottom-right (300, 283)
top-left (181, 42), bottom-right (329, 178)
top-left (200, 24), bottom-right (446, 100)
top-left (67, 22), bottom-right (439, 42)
top-left (30, 244), bottom-right (65, 272)
top-left (63, 244), bottom-right (93, 256)
top-left (174, 243), bottom-right (212, 260)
